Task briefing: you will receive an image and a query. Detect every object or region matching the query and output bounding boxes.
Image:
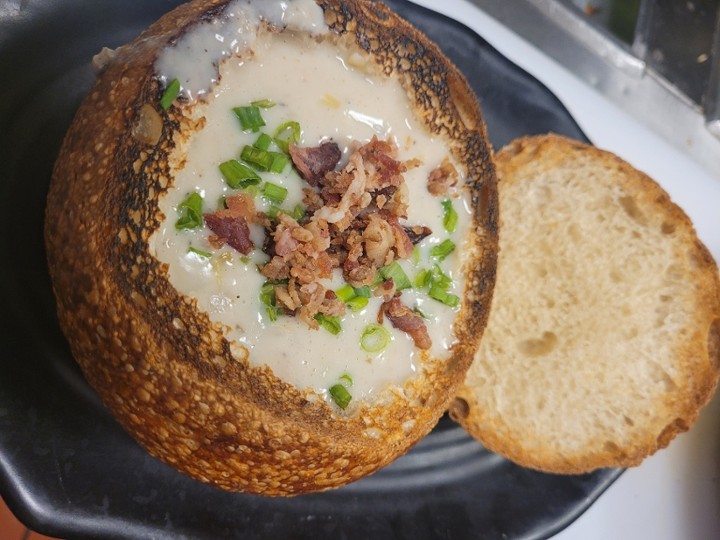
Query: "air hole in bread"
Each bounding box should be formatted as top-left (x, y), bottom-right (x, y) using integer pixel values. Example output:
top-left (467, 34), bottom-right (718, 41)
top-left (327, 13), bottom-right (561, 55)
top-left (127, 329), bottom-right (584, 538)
top-left (618, 195), bottom-right (646, 225)
top-left (661, 221), bottom-right (676, 235)
top-left (448, 397), bottom-right (470, 421)
top-left (708, 318), bottom-right (720, 371)
top-left (603, 440), bottom-right (620, 454)
top-left (623, 415), bottom-right (635, 427)
top-left (517, 331), bottom-right (557, 357)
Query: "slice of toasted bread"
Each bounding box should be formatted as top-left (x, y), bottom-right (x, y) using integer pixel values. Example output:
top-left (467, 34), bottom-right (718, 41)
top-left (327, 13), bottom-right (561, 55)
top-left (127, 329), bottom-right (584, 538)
top-left (450, 134), bottom-right (720, 473)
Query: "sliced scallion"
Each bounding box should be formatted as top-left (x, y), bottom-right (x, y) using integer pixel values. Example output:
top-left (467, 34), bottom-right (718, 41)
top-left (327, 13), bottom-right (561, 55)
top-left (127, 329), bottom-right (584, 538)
top-left (379, 261), bottom-right (412, 290)
top-left (339, 373), bottom-right (353, 386)
top-left (262, 182), bottom-right (288, 204)
top-left (253, 133), bottom-right (273, 151)
top-left (428, 286), bottom-right (460, 308)
top-left (269, 152), bottom-right (289, 173)
top-left (241, 145), bottom-right (274, 171)
top-left (175, 192), bottom-right (203, 230)
top-left (412, 245), bottom-right (420, 265)
top-left (314, 313), bottom-right (341, 335)
top-left (233, 105), bottom-right (265, 132)
top-left (360, 324), bottom-right (391, 353)
top-left (336, 284), bottom-right (356, 303)
top-left (353, 286), bottom-right (371, 298)
top-left (290, 204), bottom-right (305, 221)
top-left (219, 159), bottom-right (261, 189)
top-left (187, 246), bottom-right (212, 259)
top-left (430, 239), bottom-right (456, 262)
top-left (442, 199), bottom-right (458, 233)
top-left (250, 98), bottom-right (276, 108)
top-left (160, 78), bottom-right (180, 111)
top-left (273, 121), bottom-right (301, 153)
top-left (346, 296), bottom-right (369, 311)
top-left (329, 383), bottom-right (352, 409)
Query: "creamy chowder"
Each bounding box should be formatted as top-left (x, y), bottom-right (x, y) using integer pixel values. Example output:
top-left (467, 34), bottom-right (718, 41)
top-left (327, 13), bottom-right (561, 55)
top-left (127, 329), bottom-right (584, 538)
top-left (149, 3), bottom-right (472, 409)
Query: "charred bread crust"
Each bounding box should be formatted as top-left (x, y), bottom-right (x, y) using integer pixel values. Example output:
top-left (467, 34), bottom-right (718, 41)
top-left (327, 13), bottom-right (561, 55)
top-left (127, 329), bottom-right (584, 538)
top-left (45, 0), bottom-right (498, 494)
top-left (450, 134), bottom-right (720, 473)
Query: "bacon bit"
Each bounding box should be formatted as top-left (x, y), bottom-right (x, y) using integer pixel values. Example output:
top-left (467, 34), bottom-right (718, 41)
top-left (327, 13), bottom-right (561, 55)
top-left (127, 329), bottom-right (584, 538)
top-left (427, 157), bottom-right (458, 196)
top-left (382, 297), bottom-right (431, 350)
top-left (224, 193), bottom-right (259, 223)
top-left (204, 214), bottom-right (253, 254)
top-left (289, 141), bottom-right (342, 187)
top-left (258, 137), bottom-right (438, 343)
top-left (374, 279), bottom-right (396, 302)
top-left (384, 214), bottom-right (414, 259)
top-left (405, 224), bottom-right (432, 244)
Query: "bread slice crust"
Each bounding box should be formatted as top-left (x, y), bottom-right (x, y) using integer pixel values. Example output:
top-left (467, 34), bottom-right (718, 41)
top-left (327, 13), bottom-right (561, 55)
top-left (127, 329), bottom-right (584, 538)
top-left (45, 0), bottom-right (498, 494)
top-left (451, 134), bottom-right (720, 473)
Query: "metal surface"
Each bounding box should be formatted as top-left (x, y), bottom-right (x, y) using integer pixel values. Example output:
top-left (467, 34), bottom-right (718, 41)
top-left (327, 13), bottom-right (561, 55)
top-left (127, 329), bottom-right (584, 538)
top-left (471, 0), bottom-right (720, 177)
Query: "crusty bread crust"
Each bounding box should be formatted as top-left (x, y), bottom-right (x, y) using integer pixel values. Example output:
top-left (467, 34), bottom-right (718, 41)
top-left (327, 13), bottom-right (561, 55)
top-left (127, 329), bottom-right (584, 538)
top-left (451, 134), bottom-right (720, 473)
top-left (45, 0), bottom-right (498, 494)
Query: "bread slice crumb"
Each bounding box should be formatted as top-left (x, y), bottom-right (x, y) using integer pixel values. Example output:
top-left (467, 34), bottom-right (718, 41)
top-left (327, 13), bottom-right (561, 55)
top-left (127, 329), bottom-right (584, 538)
top-left (452, 134), bottom-right (720, 473)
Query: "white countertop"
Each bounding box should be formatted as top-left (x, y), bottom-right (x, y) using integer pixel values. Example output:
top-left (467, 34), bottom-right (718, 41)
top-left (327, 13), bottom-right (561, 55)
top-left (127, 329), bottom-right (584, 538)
top-left (412, 1), bottom-right (720, 538)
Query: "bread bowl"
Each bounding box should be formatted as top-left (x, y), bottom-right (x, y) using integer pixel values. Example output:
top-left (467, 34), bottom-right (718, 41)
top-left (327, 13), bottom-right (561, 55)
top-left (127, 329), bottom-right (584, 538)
top-left (450, 134), bottom-right (720, 473)
top-left (45, 0), bottom-right (498, 495)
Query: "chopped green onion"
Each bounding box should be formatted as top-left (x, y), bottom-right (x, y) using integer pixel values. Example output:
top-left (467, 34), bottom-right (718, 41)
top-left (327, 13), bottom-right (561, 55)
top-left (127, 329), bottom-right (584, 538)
top-left (219, 159), bottom-right (261, 189)
top-left (430, 239), bottom-right (456, 261)
top-left (233, 105), bottom-right (265, 132)
top-left (431, 264), bottom-right (452, 290)
top-left (346, 296), bottom-right (369, 311)
top-left (336, 284), bottom-right (370, 312)
top-left (266, 205), bottom-right (281, 220)
top-left (360, 324), bottom-right (391, 353)
top-left (336, 284), bottom-right (356, 303)
top-left (353, 286), bottom-right (371, 298)
top-left (314, 313), bottom-right (341, 335)
top-left (187, 246), bottom-right (212, 259)
top-left (244, 184), bottom-right (260, 198)
top-left (160, 78), bottom-right (180, 111)
top-left (329, 383), bottom-right (352, 409)
top-left (273, 121), bottom-right (301, 153)
top-left (260, 280), bottom-right (287, 321)
top-left (428, 286), bottom-right (460, 308)
top-left (239, 256), bottom-right (252, 264)
top-left (175, 192), bottom-right (204, 230)
top-left (412, 245), bottom-right (420, 265)
top-left (262, 182), bottom-right (288, 204)
top-left (442, 199), bottom-right (458, 233)
top-left (269, 152), bottom-right (290, 173)
top-left (250, 98), bottom-right (276, 108)
top-left (290, 204), bottom-right (305, 221)
top-left (379, 261), bottom-right (412, 290)
top-left (339, 373), bottom-right (353, 386)
top-left (253, 133), bottom-right (273, 151)
top-left (414, 268), bottom-right (431, 289)
top-left (241, 145), bottom-right (274, 171)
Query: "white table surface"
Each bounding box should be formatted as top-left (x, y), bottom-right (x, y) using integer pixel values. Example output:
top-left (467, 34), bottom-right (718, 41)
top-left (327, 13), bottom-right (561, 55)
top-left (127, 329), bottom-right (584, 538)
top-left (411, 1), bottom-right (720, 538)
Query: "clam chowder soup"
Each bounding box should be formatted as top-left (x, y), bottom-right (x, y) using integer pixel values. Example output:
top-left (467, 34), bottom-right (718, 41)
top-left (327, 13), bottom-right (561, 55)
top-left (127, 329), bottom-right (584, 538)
top-left (149, 0), bottom-right (472, 409)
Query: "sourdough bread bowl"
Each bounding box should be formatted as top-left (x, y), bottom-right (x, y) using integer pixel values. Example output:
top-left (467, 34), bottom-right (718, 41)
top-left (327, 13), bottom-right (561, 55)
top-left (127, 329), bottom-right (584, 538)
top-left (451, 134), bottom-right (720, 473)
top-left (44, 0), bottom-right (498, 495)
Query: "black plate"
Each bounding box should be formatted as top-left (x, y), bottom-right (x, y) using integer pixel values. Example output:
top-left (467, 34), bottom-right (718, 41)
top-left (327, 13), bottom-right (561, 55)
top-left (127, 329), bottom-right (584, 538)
top-left (0, 1), bottom-right (621, 539)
